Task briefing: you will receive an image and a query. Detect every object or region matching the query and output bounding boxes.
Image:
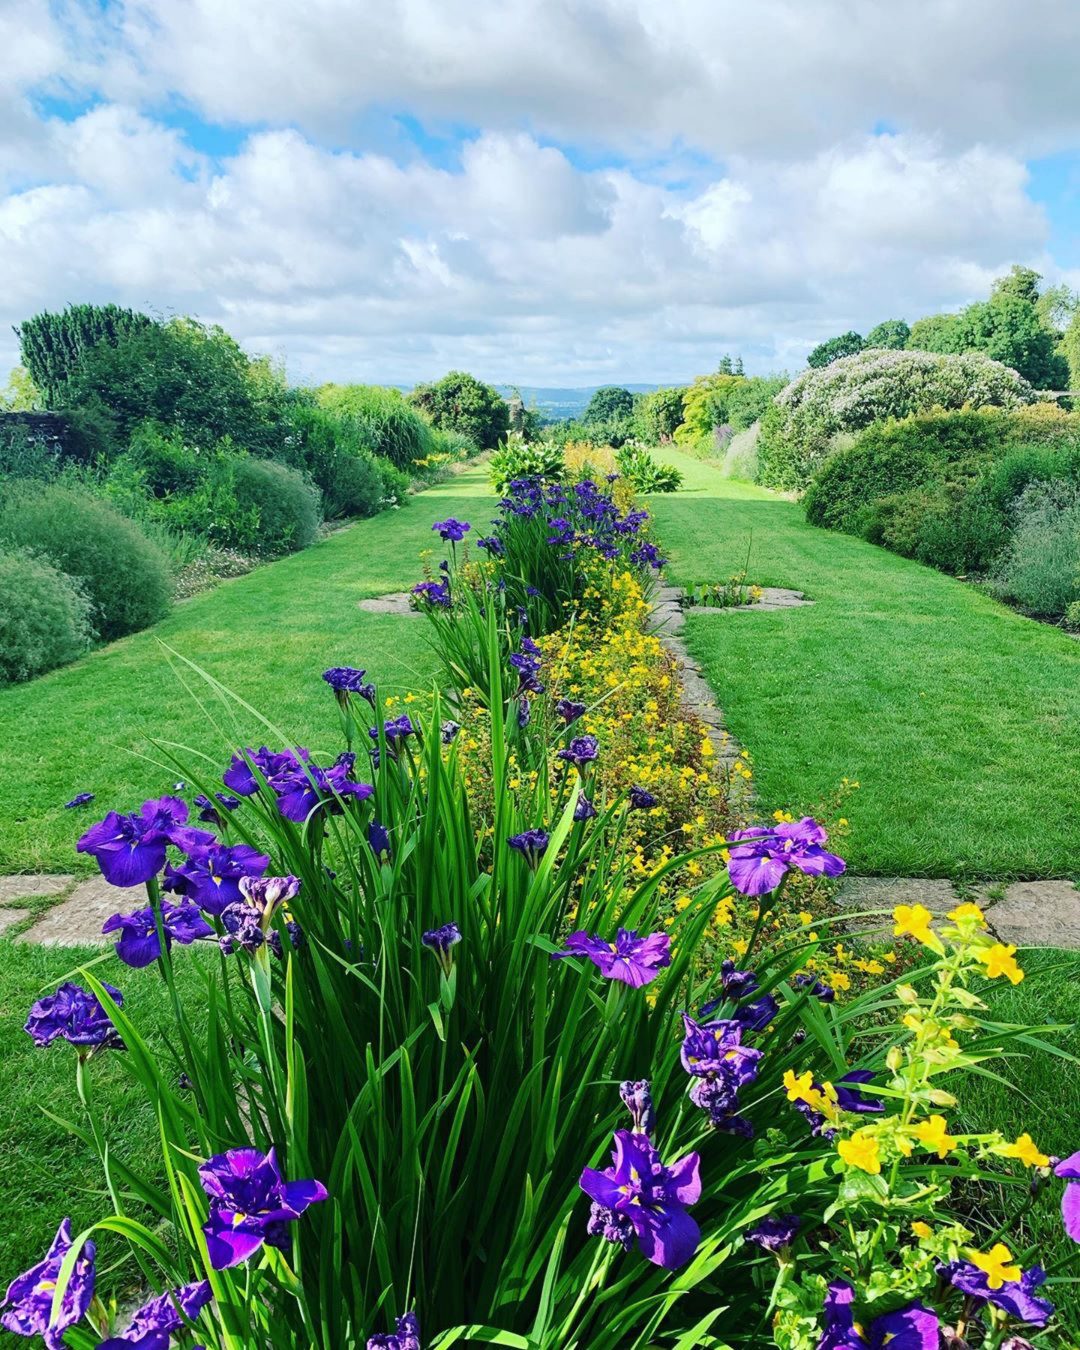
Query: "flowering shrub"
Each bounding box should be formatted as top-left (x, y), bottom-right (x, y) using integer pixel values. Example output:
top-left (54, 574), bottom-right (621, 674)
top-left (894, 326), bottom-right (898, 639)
top-left (5, 485), bottom-right (1079, 1350)
top-left (759, 349), bottom-right (1034, 490)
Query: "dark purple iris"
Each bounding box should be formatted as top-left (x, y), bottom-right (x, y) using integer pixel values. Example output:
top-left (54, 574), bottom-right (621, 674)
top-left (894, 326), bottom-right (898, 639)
top-left (372, 715), bottom-right (416, 744)
top-left (271, 760), bottom-right (375, 822)
top-left (102, 899), bottom-right (213, 968)
top-left (422, 922), bottom-right (462, 975)
top-left (77, 796), bottom-right (208, 888)
top-left (733, 994), bottom-right (779, 1032)
top-left (700, 960), bottom-right (760, 1015)
top-left (219, 874), bottom-right (301, 957)
top-left (628, 785), bottom-right (658, 810)
top-left (794, 974), bottom-right (836, 1003)
top-left (440, 720), bottom-right (461, 744)
top-left (194, 791), bottom-right (241, 824)
top-left (223, 746), bottom-right (310, 797)
top-left (508, 828), bottom-right (549, 867)
top-left (509, 639), bottom-right (545, 695)
top-left (0, 1218), bottom-right (96, 1350)
top-left (367, 819), bottom-right (391, 859)
top-left (63, 792), bottom-right (95, 809)
top-left (433, 518), bottom-right (470, 543)
top-left (95, 1279), bottom-right (211, 1349)
top-left (619, 1079), bottom-right (655, 1136)
top-left (1056, 1150), bottom-right (1080, 1241)
top-left (477, 534), bottom-right (504, 555)
top-left (322, 666), bottom-right (376, 705)
top-left (164, 842), bottom-right (270, 916)
top-left (367, 1311), bottom-right (421, 1350)
top-left (833, 1071), bottom-right (884, 1114)
top-left (554, 698), bottom-right (586, 725)
top-left (679, 1013), bottom-right (762, 1135)
top-left (727, 818), bottom-right (846, 897)
top-left (198, 1146), bottom-right (327, 1269)
top-left (817, 1281), bottom-right (938, 1349)
top-left (939, 1260), bottom-right (1053, 1327)
top-left (745, 1213), bottom-right (801, 1254)
top-left (630, 541), bottom-right (666, 569)
top-left (412, 579), bottom-right (451, 609)
top-left (574, 793), bottom-right (597, 822)
top-left (25, 981), bottom-right (124, 1050)
top-left (553, 929), bottom-right (671, 987)
top-left (557, 735), bottom-right (599, 770)
top-left (517, 697), bottom-right (531, 728)
top-left (580, 1130), bottom-right (701, 1269)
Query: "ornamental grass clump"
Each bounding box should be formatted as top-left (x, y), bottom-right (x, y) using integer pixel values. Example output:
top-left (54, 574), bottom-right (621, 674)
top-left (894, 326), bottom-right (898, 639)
top-left (5, 495), bottom-right (1079, 1349)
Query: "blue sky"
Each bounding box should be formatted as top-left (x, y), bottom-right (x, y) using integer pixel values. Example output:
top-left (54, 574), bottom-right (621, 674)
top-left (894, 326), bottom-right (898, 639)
top-left (2, 0), bottom-right (1080, 386)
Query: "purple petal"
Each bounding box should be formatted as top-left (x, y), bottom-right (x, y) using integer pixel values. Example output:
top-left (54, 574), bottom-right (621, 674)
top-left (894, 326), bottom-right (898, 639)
top-left (579, 1165), bottom-right (623, 1210)
top-left (1054, 1149), bottom-right (1080, 1180)
top-left (727, 850), bottom-right (789, 896)
top-left (282, 1179), bottom-right (328, 1214)
top-left (666, 1151), bottom-right (702, 1206)
top-left (1063, 1181), bottom-right (1080, 1242)
top-left (632, 1203), bottom-right (701, 1270)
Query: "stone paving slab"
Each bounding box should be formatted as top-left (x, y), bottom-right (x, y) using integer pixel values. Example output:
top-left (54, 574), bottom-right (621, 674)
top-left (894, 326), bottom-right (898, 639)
top-left (0, 908), bottom-right (30, 935)
top-left (17, 875), bottom-right (139, 946)
top-left (0, 874), bottom-right (74, 903)
top-left (358, 592), bottom-right (419, 616)
top-left (981, 880), bottom-right (1080, 949)
top-left (836, 876), bottom-right (957, 914)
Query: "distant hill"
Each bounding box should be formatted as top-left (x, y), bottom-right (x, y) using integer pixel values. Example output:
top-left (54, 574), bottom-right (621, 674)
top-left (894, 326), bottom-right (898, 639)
top-left (494, 384), bottom-right (664, 421)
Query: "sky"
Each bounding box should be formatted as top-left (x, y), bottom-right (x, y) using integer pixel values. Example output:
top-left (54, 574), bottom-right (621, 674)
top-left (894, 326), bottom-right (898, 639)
top-left (3, 0), bottom-right (1080, 388)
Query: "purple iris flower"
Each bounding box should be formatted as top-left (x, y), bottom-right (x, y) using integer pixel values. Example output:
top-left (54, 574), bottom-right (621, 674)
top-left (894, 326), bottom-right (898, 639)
top-left (727, 818), bottom-right (845, 897)
top-left (940, 1260), bottom-right (1053, 1327)
top-left (223, 746), bottom-right (310, 797)
top-left (77, 796), bottom-right (205, 888)
top-left (25, 982), bottom-right (124, 1050)
top-left (272, 761), bottom-right (375, 822)
top-left (368, 819), bottom-right (391, 859)
top-left (63, 792), bottom-right (95, 809)
top-left (412, 579), bottom-right (451, 609)
top-left (517, 697), bottom-right (531, 728)
top-left (574, 793), bottom-right (598, 822)
top-left (580, 1130), bottom-right (701, 1269)
top-left (367, 1311), bottom-right (421, 1350)
top-left (323, 666), bottom-right (376, 706)
top-left (1055, 1150), bottom-right (1080, 1241)
top-left (733, 994), bottom-right (780, 1032)
top-left (432, 518), bottom-right (470, 543)
top-left (557, 735), bottom-right (599, 770)
top-left (193, 791), bottom-right (241, 824)
top-left (422, 922), bottom-right (462, 974)
top-left (700, 960), bottom-right (760, 1015)
top-left (628, 786), bottom-right (657, 811)
top-left (630, 541), bottom-right (666, 569)
top-left (198, 1147), bottom-right (327, 1269)
top-left (476, 534), bottom-right (504, 555)
top-left (818, 1282), bottom-right (939, 1350)
top-left (509, 643), bottom-right (544, 695)
top-left (508, 828), bottom-right (549, 867)
top-left (164, 842), bottom-right (269, 916)
top-left (555, 698), bottom-right (586, 724)
top-left (833, 1071), bottom-right (884, 1115)
top-left (441, 720), bottom-right (461, 744)
top-left (96, 1279), bottom-right (212, 1348)
top-left (371, 715), bottom-right (416, 744)
top-left (794, 974), bottom-right (836, 1003)
top-left (619, 1080), bottom-right (655, 1136)
top-left (745, 1214), bottom-right (800, 1254)
top-left (553, 929), bottom-right (671, 987)
top-left (102, 899), bottom-right (213, 968)
top-left (0, 1218), bottom-right (95, 1350)
top-left (679, 1013), bottom-right (762, 1134)
top-left (219, 876), bottom-right (301, 957)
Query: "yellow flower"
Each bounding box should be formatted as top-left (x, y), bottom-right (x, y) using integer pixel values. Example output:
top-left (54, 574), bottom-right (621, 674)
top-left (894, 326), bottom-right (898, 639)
top-left (700, 737), bottom-right (715, 758)
top-left (947, 901), bottom-right (985, 925)
top-left (911, 1221), bottom-right (933, 1239)
top-left (911, 1114), bottom-right (957, 1159)
top-left (976, 943), bottom-right (1024, 984)
top-left (995, 1133), bottom-right (1049, 1168)
top-left (838, 1131), bottom-right (881, 1175)
top-left (892, 904), bottom-right (945, 954)
top-left (969, 1243), bottom-right (1022, 1290)
top-left (783, 1069), bottom-right (818, 1106)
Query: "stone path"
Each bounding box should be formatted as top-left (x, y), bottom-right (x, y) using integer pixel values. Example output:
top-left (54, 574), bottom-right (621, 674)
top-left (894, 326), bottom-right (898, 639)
top-left (358, 592), bottom-right (419, 617)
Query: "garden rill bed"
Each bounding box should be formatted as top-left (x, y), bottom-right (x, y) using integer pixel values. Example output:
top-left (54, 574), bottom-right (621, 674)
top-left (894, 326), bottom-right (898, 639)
top-left (2, 473), bottom-right (1078, 1350)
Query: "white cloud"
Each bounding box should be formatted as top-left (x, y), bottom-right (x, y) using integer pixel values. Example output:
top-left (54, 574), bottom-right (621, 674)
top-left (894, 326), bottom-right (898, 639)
top-left (0, 105), bottom-right (1054, 383)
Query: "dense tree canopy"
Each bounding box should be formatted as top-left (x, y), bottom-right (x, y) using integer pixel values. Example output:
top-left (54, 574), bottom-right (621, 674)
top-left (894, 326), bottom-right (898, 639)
top-left (582, 385), bottom-right (634, 423)
top-left (17, 304), bottom-right (155, 407)
top-left (408, 370), bottom-right (509, 450)
top-left (807, 330), bottom-right (864, 368)
top-left (865, 319), bottom-right (910, 350)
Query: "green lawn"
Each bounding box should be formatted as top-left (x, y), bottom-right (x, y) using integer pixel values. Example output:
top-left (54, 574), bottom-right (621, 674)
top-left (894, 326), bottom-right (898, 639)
top-left (648, 449), bottom-right (1080, 879)
top-left (0, 467), bottom-right (495, 874)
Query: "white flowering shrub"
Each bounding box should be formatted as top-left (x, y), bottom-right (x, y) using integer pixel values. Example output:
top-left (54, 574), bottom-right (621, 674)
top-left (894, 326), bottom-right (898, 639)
top-left (759, 349), bottom-right (1034, 490)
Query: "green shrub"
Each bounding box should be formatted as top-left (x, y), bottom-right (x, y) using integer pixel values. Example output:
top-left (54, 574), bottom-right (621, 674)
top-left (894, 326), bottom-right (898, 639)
top-left (0, 485), bottom-right (172, 640)
top-left (317, 384), bottom-right (433, 470)
top-left (582, 385), bottom-right (633, 423)
top-left (227, 458), bottom-right (321, 555)
top-left (0, 421), bottom-right (62, 482)
top-left (613, 442), bottom-right (683, 492)
top-left (407, 370), bottom-right (509, 450)
top-left (0, 548), bottom-right (94, 683)
top-left (637, 386), bottom-right (685, 442)
top-left (429, 427), bottom-right (478, 461)
top-left (761, 349), bottom-right (1033, 490)
top-left (989, 480), bottom-right (1080, 616)
top-left (488, 434), bottom-right (565, 491)
top-left (1065, 599), bottom-right (1080, 631)
top-left (720, 423), bottom-right (761, 480)
top-left (126, 422), bottom-right (206, 497)
top-left (857, 488), bottom-right (944, 558)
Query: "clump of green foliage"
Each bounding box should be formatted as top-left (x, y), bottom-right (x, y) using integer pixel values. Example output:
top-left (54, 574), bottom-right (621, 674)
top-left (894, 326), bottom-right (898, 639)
top-left (316, 384), bottom-right (433, 470)
top-left (408, 370), bottom-right (509, 450)
top-left (0, 485), bottom-right (173, 640)
top-left (0, 548), bottom-right (94, 683)
top-left (614, 442), bottom-right (682, 492)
